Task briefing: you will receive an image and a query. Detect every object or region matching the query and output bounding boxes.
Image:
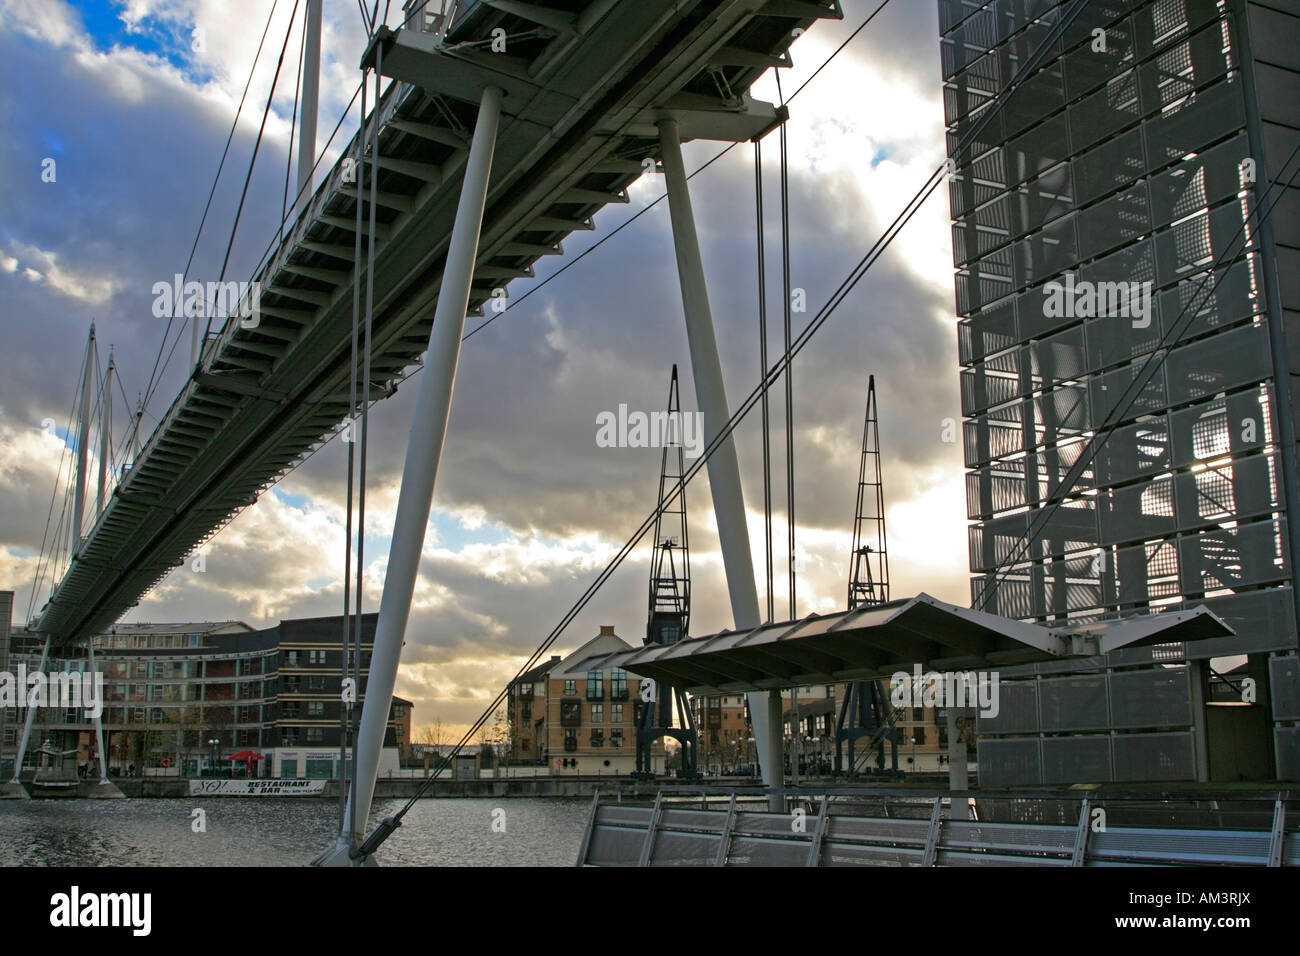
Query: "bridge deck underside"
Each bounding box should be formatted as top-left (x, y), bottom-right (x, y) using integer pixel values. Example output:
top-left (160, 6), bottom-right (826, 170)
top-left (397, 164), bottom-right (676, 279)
top-left (37, 0), bottom-right (843, 644)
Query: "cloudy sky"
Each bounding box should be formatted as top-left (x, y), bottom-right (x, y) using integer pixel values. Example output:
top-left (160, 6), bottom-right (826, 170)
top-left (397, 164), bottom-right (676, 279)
top-left (0, 0), bottom-right (968, 738)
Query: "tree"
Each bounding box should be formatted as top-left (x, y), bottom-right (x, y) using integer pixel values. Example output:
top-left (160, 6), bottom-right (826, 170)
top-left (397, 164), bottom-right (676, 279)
top-left (420, 716), bottom-right (451, 749)
top-left (490, 705), bottom-right (510, 766)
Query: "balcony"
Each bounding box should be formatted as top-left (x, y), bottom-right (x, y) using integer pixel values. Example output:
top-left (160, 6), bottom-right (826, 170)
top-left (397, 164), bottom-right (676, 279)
top-left (586, 686), bottom-right (604, 702)
top-left (609, 685), bottom-right (628, 701)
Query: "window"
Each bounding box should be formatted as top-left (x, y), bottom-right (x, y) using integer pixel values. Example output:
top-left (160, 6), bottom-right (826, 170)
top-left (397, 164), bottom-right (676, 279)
top-left (308, 649), bottom-right (326, 665)
top-left (308, 676), bottom-right (326, 691)
top-left (610, 668), bottom-right (628, 700)
top-left (590, 728), bottom-right (604, 748)
top-left (564, 679), bottom-right (576, 696)
top-left (307, 701), bottom-right (325, 717)
top-left (610, 728), bottom-right (624, 748)
top-left (913, 707), bottom-right (924, 722)
top-left (913, 727), bottom-right (926, 745)
top-left (281, 731), bottom-right (299, 747)
top-left (306, 727), bottom-right (324, 743)
top-left (560, 700), bottom-right (581, 726)
top-left (564, 729), bottom-right (578, 752)
top-left (590, 703), bottom-right (603, 723)
top-left (305, 758), bottom-right (333, 779)
top-left (611, 703), bottom-right (624, 723)
top-left (586, 670), bottom-right (604, 700)
top-left (521, 701), bottom-right (532, 720)
top-left (285, 650), bottom-right (301, 667)
top-left (521, 738), bottom-right (531, 753)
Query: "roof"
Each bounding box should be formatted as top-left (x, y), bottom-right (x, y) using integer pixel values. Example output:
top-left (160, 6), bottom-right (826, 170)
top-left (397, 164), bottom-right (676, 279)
top-left (583, 593), bottom-right (1235, 695)
top-left (105, 621), bottom-right (254, 635)
top-left (553, 630), bottom-right (635, 677)
top-left (511, 655), bottom-right (564, 686)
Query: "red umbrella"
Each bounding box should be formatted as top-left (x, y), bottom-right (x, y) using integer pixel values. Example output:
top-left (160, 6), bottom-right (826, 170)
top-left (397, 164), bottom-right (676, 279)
top-left (228, 750), bottom-right (263, 778)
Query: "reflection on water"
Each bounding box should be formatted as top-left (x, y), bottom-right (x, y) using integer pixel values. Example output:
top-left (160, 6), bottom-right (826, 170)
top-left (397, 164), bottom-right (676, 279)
top-left (0, 797), bottom-right (590, 866)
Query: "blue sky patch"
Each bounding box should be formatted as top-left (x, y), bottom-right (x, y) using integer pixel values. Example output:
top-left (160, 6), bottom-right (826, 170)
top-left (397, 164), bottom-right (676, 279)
top-left (77, 0), bottom-right (210, 80)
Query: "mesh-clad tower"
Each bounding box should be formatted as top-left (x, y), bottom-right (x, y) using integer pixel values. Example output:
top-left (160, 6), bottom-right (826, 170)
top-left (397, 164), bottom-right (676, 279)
top-left (939, 0), bottom-right (1300, 783)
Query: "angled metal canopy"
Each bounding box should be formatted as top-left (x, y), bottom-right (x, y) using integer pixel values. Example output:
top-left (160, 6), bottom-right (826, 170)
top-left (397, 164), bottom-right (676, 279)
top-left (578, 593), bottom-right (1234, 694)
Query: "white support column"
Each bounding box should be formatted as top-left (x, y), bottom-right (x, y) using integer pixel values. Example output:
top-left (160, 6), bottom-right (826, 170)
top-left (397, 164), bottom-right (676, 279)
top-left (320, 84), bottom-right (503, 864)
top-left (296, 0), bottom-right (322, 220)
top-left (763, 691), bottom-right (783, 811)
top-left (88, 642), bottom-right (108, 784)
top-left (72, 325), bottom-right (94, 558)
top-left (96, 352), bottom-right (114, 518)
top-left (10, 637), bottom-right (50, 784)
top-left (657, 118), bottom-right (778, 807)
top-left (947, 706), bottom-right (969, 819)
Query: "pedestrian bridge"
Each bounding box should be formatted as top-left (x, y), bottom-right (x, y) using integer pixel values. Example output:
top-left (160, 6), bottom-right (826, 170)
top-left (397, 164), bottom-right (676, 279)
top-left (34, 0), bottom-right (842, 646)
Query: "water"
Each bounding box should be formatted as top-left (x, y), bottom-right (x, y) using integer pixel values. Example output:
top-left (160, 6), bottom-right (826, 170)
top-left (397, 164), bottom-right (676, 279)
top-left (0, 797), bottom-right (591, 866)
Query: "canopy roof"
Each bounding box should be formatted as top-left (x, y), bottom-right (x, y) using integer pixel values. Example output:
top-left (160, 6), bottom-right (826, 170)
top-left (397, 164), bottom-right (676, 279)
top-left (579, 593), bottom-right (1233, 694)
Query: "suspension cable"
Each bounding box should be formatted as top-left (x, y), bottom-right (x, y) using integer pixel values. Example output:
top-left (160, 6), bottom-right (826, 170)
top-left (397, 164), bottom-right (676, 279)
top-left (353, 0), bottom-right (1092, 857)
top-left (26, 346), bottom-right (90, 624)
top-left (138, 0), bottom-right (283, 417)
top-left (201, 0), bottom-right (303, 347)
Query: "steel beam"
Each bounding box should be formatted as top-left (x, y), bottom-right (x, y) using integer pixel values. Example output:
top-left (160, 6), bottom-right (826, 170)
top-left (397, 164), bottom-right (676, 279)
top-left (657, 116), bottom-right (777, 807)
top-left (9, 637), bottom-right (50, 784)
top-left (324, 84), bottom-right (504, 865)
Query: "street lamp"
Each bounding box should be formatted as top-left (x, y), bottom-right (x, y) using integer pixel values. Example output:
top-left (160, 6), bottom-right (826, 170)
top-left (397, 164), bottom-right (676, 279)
top-left (207, 737), bottom-right (220, 777)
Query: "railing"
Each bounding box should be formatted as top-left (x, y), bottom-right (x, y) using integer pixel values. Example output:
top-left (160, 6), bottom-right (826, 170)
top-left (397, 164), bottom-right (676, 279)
top-left (577, 787), bottom-right (1300, 867)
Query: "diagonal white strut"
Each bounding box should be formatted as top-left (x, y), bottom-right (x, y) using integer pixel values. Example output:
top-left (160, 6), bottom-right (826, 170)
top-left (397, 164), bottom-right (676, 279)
top-left (657, 118), bottom-right (781, 808)
top-left (321, 84), bottom-right (504, 863)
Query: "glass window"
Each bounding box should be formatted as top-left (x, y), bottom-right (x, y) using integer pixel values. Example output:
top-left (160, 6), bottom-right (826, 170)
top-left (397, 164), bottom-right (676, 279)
top-left (586, 670), bottom-right (604, 700)
top-left (611, 703), bottom-right (623, 723)
top-left (308, 649), bottom-right (326, 665)
top-left (610, 728), bottom-right (624, 749)
top-left (307, 701), bottom-right (324, 717)
top-left (564, 679), bottom-right (576, 696)
top-left (281, 758), bottom-right (298, 778)
top-left (591, 704), bottom-right (603, 723)
top-left (306, 727), bottom-right (324, 743)
top-left (305, 758), bottom-right (333, 779)
top-left (610, 668), bottom-right (628, 700)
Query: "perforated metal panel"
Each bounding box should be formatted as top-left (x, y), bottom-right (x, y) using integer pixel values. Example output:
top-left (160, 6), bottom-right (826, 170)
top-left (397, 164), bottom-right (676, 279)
top-left (1271, 655), bottom-right (1300, 720)
top-left (1112, 731), bottom-right (1196, 780)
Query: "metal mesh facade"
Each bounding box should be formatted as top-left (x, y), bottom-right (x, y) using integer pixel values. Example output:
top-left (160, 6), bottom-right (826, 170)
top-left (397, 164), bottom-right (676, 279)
top-left (941, 0), bottom-right (1300, 781)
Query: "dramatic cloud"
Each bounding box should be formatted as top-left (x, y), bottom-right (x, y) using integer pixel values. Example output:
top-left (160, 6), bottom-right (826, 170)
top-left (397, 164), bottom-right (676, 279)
top-left (0, 0), bottom-right (971, 737)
